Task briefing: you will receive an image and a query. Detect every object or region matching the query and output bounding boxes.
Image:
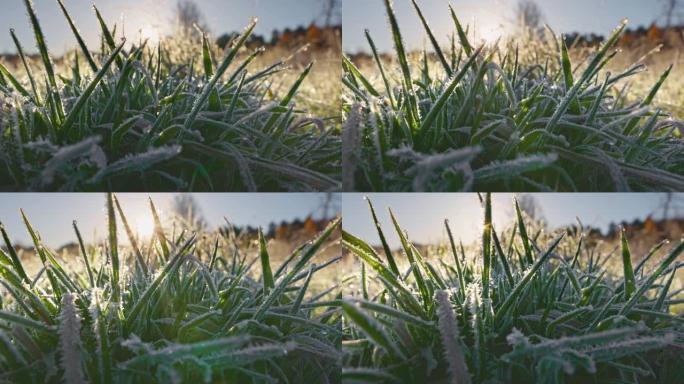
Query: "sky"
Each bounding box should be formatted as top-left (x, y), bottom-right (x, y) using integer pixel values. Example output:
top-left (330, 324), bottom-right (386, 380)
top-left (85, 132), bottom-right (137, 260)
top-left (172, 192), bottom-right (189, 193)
top-left (343, 0), bottom-right (671, 53)
top-left (0, 193), bottom-right (341, 248)
top-left (0, 0), bottom-right (331, 54)
top-left (343, 193), bottom-right (682, 248)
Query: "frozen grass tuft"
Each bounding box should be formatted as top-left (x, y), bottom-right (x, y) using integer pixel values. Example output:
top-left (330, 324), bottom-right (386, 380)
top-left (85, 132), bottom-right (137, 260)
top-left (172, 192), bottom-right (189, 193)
top-left (342, 194), bottom-right (684, 383)
top-left (0, 1), bottom-right (340, 191)
top-left (0, 194), bottom-right (342, 382)
top-left (343, 1), bottom-right (684, 191)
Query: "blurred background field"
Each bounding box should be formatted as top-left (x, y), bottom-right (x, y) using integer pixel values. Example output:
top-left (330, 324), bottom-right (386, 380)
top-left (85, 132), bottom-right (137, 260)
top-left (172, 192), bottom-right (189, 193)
top-left (341, 193), bottom-right (684, 300)
top-left (346, 0), bottom-right (684, 118)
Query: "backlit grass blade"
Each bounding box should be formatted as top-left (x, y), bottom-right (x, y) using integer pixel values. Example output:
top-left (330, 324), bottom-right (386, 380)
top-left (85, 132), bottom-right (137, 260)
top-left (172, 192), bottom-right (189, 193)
top-left (149, 198), bottom-right (170, 260)
top-left (93, 5), bottom-right (123, 69)
top-left (492, 227), bottom-right (514, 286)
top-left (0, 62), bottom-right (32, 99)
top-left (57, 0), bottom-right (98, 72)
top-left (445, 220), bottom-right (467, 298)
top-left (382, 0), bottom-right (418, 128)
top-left (514, 198), bottom-right (534, 265)
top-left (113, 195), bottom-right (148, 276)
top-left (106, 193), bottom-right (119, 302)
top-left (366, 197), bottom-right (400, 276)
top-left (365, 30), bottom-right (395, 108)
top-left (389, 208), bottom-right (430, 306)
top-left (343, 56), bottom-right (379, 97)
top-left (560, 35), bottom-right (574, 90)
top-left (22, 0), bottom-right (63, 120)
top-left (72, 221), bottom-right (94, 288)
top-left (9, 29), bottom-right (40, 105)
top-left (0, 224), bottom-right (30, 285)
top-left (411, 0), bottom-right (451, 76)
top-left (482, 193), bottom-right (492, 299)
top-left (620, 228), bottom-right (636, 300)
top-left (258, 228), bottom-right (274, 291)
top-left (449, 5), bottom-right (473, 55)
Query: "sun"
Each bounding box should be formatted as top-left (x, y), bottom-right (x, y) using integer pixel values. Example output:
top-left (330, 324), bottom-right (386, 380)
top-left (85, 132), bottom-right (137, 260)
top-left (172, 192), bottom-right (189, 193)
top-left (137, 25), bottom-right (162, 45)
top-left (135, 215), bottom-right (155, 240)
top-left (472, 13), bottom-right (510, 45)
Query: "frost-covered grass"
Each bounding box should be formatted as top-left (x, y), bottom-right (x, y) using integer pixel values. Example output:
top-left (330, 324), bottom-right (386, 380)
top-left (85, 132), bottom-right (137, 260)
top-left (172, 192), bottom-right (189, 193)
top-left (0, 0), bottom-right (341, 192)
top-left (0, 194), bottom-right (342, 382)
top-left (342, 194), bottom-right (684, 383)
top-left (342, 0), bottom-right (684, 192)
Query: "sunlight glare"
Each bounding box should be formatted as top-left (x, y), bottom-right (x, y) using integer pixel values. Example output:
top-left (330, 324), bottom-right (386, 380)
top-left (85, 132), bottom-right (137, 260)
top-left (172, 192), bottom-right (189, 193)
top-left (135, 216), bottom-right (155, 240)
top-left (138, 25), bottom-right (162, 45)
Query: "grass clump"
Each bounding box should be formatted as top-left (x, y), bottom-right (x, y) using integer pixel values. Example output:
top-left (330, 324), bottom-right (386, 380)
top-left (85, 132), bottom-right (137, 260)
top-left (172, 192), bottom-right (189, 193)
top-left (341, 194), bottom-right (684, 383)
top-left (0, 0), bottom-right (340, 192)
top-left (342, 0), bottom-right (684, 191)
top-left (0, 194), bottom-right (342, 383)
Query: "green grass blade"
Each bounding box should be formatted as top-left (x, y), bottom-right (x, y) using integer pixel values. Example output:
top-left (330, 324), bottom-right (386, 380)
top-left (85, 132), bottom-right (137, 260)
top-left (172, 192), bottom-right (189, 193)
top-left (418, 45), bottom-right (483, 133)
top-left (494, 233), bottom-right (565, 325)
top-left (258, 228), bottom-right (275, 291)
top-left (366, 197), bottom-right (400, 276)
top-left (184, 19), bottom-right (257, 132)
top-left (411, 0), bottom-right (452, 76)
top-left (93, 5), bottom-right (123, 69)
top-left (72, 221), bottom-right (94, 288)
top-left (482, 193), bottom-right (492, 299)
top-left (621, 228), bottom-right (636, 300)
top-left (342, 299), bottom-right (405, 360)
top-left (0, 224), bottom-right (30, 284)
top-left (449, 5), bottom-right (473, 55)
top-left (514, 197), bottom-right (534, 265)
top-left (113, 195), bottom-right (148, 276)
top-left (57, 0), bottom-right (98, 72)
top-left (106, 193), bottom-right (119, 302)
top-left (60, 40), bottom-right (125, 139)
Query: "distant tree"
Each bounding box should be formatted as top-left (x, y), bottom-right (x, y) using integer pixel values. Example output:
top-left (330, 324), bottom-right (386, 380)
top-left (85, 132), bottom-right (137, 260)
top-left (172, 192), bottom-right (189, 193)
top-left (313, 193), bottom-right (339, 220)
top-left (271, 30), bottom-right (281, 46)
top-left (174, 0), bottom-right (209, 32)
top-left (320, 0), bottom-right (342, 27)
top-left (515, 0), bottom-right (544, 31)
top-left (517, 194), bottom-right (544, 222)
top-left (658, 192), bottom-right (684, 220)
top-left (661, 0), bottom-right (683, 27)
top-left (173, 194), bottom-right (206, 229)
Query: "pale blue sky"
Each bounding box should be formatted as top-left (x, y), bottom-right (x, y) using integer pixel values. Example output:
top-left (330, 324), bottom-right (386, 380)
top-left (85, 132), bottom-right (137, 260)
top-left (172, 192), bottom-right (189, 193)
top-left (344, 0), bottom-right (671, 53)
top-left (0, 0), bottom-right (332, 54)
top-left (0, 193), bottom-right (340, 248)
top-left (343, 193), bottom-right (681, 248)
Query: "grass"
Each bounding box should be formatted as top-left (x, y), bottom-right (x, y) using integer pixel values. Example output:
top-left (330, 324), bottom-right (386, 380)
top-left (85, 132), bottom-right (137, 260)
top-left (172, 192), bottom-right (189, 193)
top-left (0, 0), bottom-right (340, 192)
top-left (0, 193), bottom-right (342, 383)
top-left (341, 194), bottom-right (684, 383)
top-left (342, 0), bottom-right (684, 192)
